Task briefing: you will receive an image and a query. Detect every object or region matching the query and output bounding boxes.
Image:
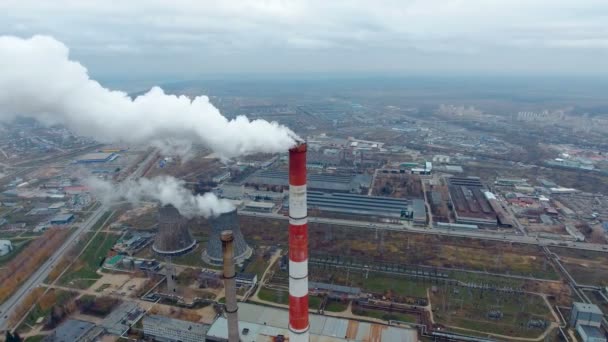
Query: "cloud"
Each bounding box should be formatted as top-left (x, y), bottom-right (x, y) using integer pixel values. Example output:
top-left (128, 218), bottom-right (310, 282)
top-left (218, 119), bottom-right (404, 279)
top-left (0, 0), bottom-right (606, 75)
top-left (0, 35), bottom-right (298, 158)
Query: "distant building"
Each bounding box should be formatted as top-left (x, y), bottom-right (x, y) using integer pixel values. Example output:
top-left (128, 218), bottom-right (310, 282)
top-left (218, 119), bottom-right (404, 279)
top-left (309, 282), bottom-right (361, 299)
top-left (50, 213), bottom-right (75, 225)
top-left (102, 302), bottom-right (145, 336)
top-left (0, 240), bottom-right (13, 256)
top-left (576, 324), bottom-right (606, 342)
top-left (212, 171), bottom-right (231, 183)
top-left (235, 273), bottom-right (258, 288)
top-left (75, 152), bottom-right (116, 163)
top-left (43, 319), bottom-right (103, 342)
top-left (142, 314), bottom-right (210, 342)
top-left (242, 201), bottom-right (276, 213)
top-left (570, 302), bottom-right (603, 328)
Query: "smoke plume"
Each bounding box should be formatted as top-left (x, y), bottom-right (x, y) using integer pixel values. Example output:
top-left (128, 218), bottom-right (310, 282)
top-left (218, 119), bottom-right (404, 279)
top-left (0, 35), bottom-right (298, 158)
top-left (87, 176), bottom-right (234, 218)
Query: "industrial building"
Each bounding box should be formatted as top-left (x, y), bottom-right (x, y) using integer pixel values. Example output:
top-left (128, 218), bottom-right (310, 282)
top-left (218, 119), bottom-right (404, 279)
top-left (142, 314), bottom-right (210, 342)
top-left (309, 282), bottom-right (361, 299)
top-left (246, 170), bottom-right (361, 193)
top-left (202, 209), bottom-right (252, 266)
top-left (205, 302), bottom-right (418, 341)
top-left (102, 302), bottom-right (145, 336)
top-left (75, 152), bottom-right (117, 163)
top-left (303, 191), bottom-right (414, 219)
top-left (43, 319), bottom-right (103, 342)
top-left (0, 239), bottom-right (13, 256)
top-left (447, 177), bottom-right (497, 226)
top-left (50, 213), bottom-right (75, 225)
top-left (577, 324), bottom-right (607, 342)
top-left (570, 302), bottom-right (603, 327)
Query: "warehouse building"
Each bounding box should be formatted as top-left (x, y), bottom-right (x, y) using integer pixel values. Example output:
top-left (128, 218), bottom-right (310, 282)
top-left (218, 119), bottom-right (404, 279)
top-left (447, 177), bottom-right (497, 226)
top-left (142, 314), bottom-right (210, 342)
top-left (50, 213), bottom-right (75, 225)
top-left (75, 152), bottom-right (117, 163)
top-left (246, 170), bottom-right (361, 193)
top-left (43, 319), bottom-right (104, 342)
top-left (0, 239), bottom-right (13, 257)
top-left (205, 302), bottom-right (417, 341)
top-left (570, 302), bottom-right (603, 328)
top-left (304, 191), bottom-right (412, 219)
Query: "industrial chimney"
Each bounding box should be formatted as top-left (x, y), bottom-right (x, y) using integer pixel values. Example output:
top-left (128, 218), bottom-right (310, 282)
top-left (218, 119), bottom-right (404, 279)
top-left (202, 209), bottom-right (252, 266)
top-left (153, 204), bottom-right (196, 256)
top-left (288, 142), bottom-right (309, 342)
top-left (221, 230), bottom-right (239, 342)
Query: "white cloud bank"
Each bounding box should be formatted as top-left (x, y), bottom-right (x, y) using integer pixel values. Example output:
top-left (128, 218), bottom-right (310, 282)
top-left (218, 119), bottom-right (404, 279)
top-left (0, 35), bottom-right (298, 158)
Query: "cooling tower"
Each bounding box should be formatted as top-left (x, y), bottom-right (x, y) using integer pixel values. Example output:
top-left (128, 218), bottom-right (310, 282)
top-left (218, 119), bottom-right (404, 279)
top-left (153, 204), bottom-right (196, 256)
top-left (201, 209), bottom-right (252, 266)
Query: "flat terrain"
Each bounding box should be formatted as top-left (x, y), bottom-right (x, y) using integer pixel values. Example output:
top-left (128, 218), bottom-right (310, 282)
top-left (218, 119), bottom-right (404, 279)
top-left (551, 247), bottom-right (608, 286)
top-left (430, 286), bottom-right (553, 338)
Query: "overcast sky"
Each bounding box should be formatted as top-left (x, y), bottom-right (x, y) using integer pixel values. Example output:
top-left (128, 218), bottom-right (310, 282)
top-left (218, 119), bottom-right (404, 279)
top-left (1, 0), bottom-right (607, 81)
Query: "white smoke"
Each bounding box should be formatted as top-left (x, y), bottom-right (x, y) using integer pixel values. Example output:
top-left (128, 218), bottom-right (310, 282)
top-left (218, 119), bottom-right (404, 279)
top-left (0, 35), bottom-right (298, 158)
top-left (87, 176), bottom-right (234, 218)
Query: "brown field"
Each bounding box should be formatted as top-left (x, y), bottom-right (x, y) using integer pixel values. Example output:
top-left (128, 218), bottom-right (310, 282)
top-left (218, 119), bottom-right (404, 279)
top-left (551, 247), bottom-right (608, 286)
top-left (238, 216), bottom-right (559, 279)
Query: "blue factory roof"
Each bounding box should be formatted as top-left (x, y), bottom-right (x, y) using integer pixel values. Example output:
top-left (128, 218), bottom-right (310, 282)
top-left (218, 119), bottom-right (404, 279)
top-left (305, 192), bottom-right (409, 218)
top-left (50, 213), bottom-right (74, 223)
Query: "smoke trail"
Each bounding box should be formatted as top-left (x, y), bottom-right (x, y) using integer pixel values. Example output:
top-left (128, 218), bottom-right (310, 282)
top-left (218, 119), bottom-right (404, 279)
top-left (87, 176), bottom-right (234, 218)
top-left (0, 35), bottom-right (298, 158)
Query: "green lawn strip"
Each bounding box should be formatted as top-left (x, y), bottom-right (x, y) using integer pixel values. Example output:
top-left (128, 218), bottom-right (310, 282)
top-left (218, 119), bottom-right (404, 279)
top-left (58, 232), bottom-right (120, 287)
top-left (353, 307), bottom-right (417, 323)
top-left (257, 287), bottom-right (289, 305)
top-left (325, 300), bottom-right (348, 312)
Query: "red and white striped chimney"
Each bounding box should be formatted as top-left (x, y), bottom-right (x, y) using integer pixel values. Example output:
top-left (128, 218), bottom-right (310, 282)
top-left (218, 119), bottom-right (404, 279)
top-left (288, 142), bottom-right (309, 342)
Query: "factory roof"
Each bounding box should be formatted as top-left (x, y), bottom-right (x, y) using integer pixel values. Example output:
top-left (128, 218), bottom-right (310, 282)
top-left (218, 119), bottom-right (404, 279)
top-left (306, 192), bottom-right (408, 218)
top-left (44, 319), bottom-right (96, 342)
top-left (50, 213), bottom-right (74, 223)
top-left (577, 324), bottom-right (605, 339)
top-left (206, 302), bottom-right (417, 341)
top-left (573, 302), bottom-right (603, 315)
top-left (76, 152), bottom-right (115, 162)
top-left (247, 170), bottom-right (355, 192)
top-left (143, 314), bottom-right (210, 336)
top-left (310, 282), bottom-right (361, 295)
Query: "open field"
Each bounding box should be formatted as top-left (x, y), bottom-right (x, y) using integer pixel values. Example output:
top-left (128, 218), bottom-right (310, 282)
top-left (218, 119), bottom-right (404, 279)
top-left (19, 288), bottom-right (77, 333)
top-left (240, 216), bottom-right (559, 280)
top-left (257, 287), bottom-right (289, 305)
top-left (430, 286), bottom-right (553, 338)
top-left (58, 232), bottom-right (121, 289)
top-left (551, 247), bottom-right (608, 286)
top-left (353, 306), bottom-right (418, 323)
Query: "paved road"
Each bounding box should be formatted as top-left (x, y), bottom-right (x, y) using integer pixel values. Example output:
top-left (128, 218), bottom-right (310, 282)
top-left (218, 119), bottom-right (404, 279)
top-left (239, 211), bottom-right (608, 253)
top-left (0, 205), bottom-right (107, 331)
top-left (0, 149), bottom-right (158, 331)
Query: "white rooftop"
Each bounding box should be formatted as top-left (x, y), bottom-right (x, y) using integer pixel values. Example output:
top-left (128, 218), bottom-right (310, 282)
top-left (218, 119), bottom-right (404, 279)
top-left (206, 302), bottom-right (417, 342)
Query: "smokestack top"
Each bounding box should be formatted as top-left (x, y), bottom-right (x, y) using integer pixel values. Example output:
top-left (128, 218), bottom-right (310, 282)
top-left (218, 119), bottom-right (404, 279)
top-left (289, 141), bottom-right (307, 154)
top-left (221, 230), bottom-right (234, 242)
top-left (289, 142), bottom-right (307, 186)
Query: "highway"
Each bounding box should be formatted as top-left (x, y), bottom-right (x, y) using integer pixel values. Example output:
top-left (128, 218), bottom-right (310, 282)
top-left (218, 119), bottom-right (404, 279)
top-left (0, 205), bottom-right (107, 330)
top-left (238, 211), bottom-right (608, 253)
top-left (0, 149), bottom-right (158, 332)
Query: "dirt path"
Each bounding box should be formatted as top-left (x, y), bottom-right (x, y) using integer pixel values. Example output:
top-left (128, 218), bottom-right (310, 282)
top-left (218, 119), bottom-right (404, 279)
top-left (249, 249), bottom-right (281, 302)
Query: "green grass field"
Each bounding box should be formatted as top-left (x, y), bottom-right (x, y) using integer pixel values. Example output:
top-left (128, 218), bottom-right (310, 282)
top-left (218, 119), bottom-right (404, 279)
top-left (258, 287), bottom-right (289, 305)
top-left (58, 232), bottom-right (120, 288)
top-left (353, 307), bottom-right (418, 323)
top-left (325, 300), bottom-right (348, 312)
